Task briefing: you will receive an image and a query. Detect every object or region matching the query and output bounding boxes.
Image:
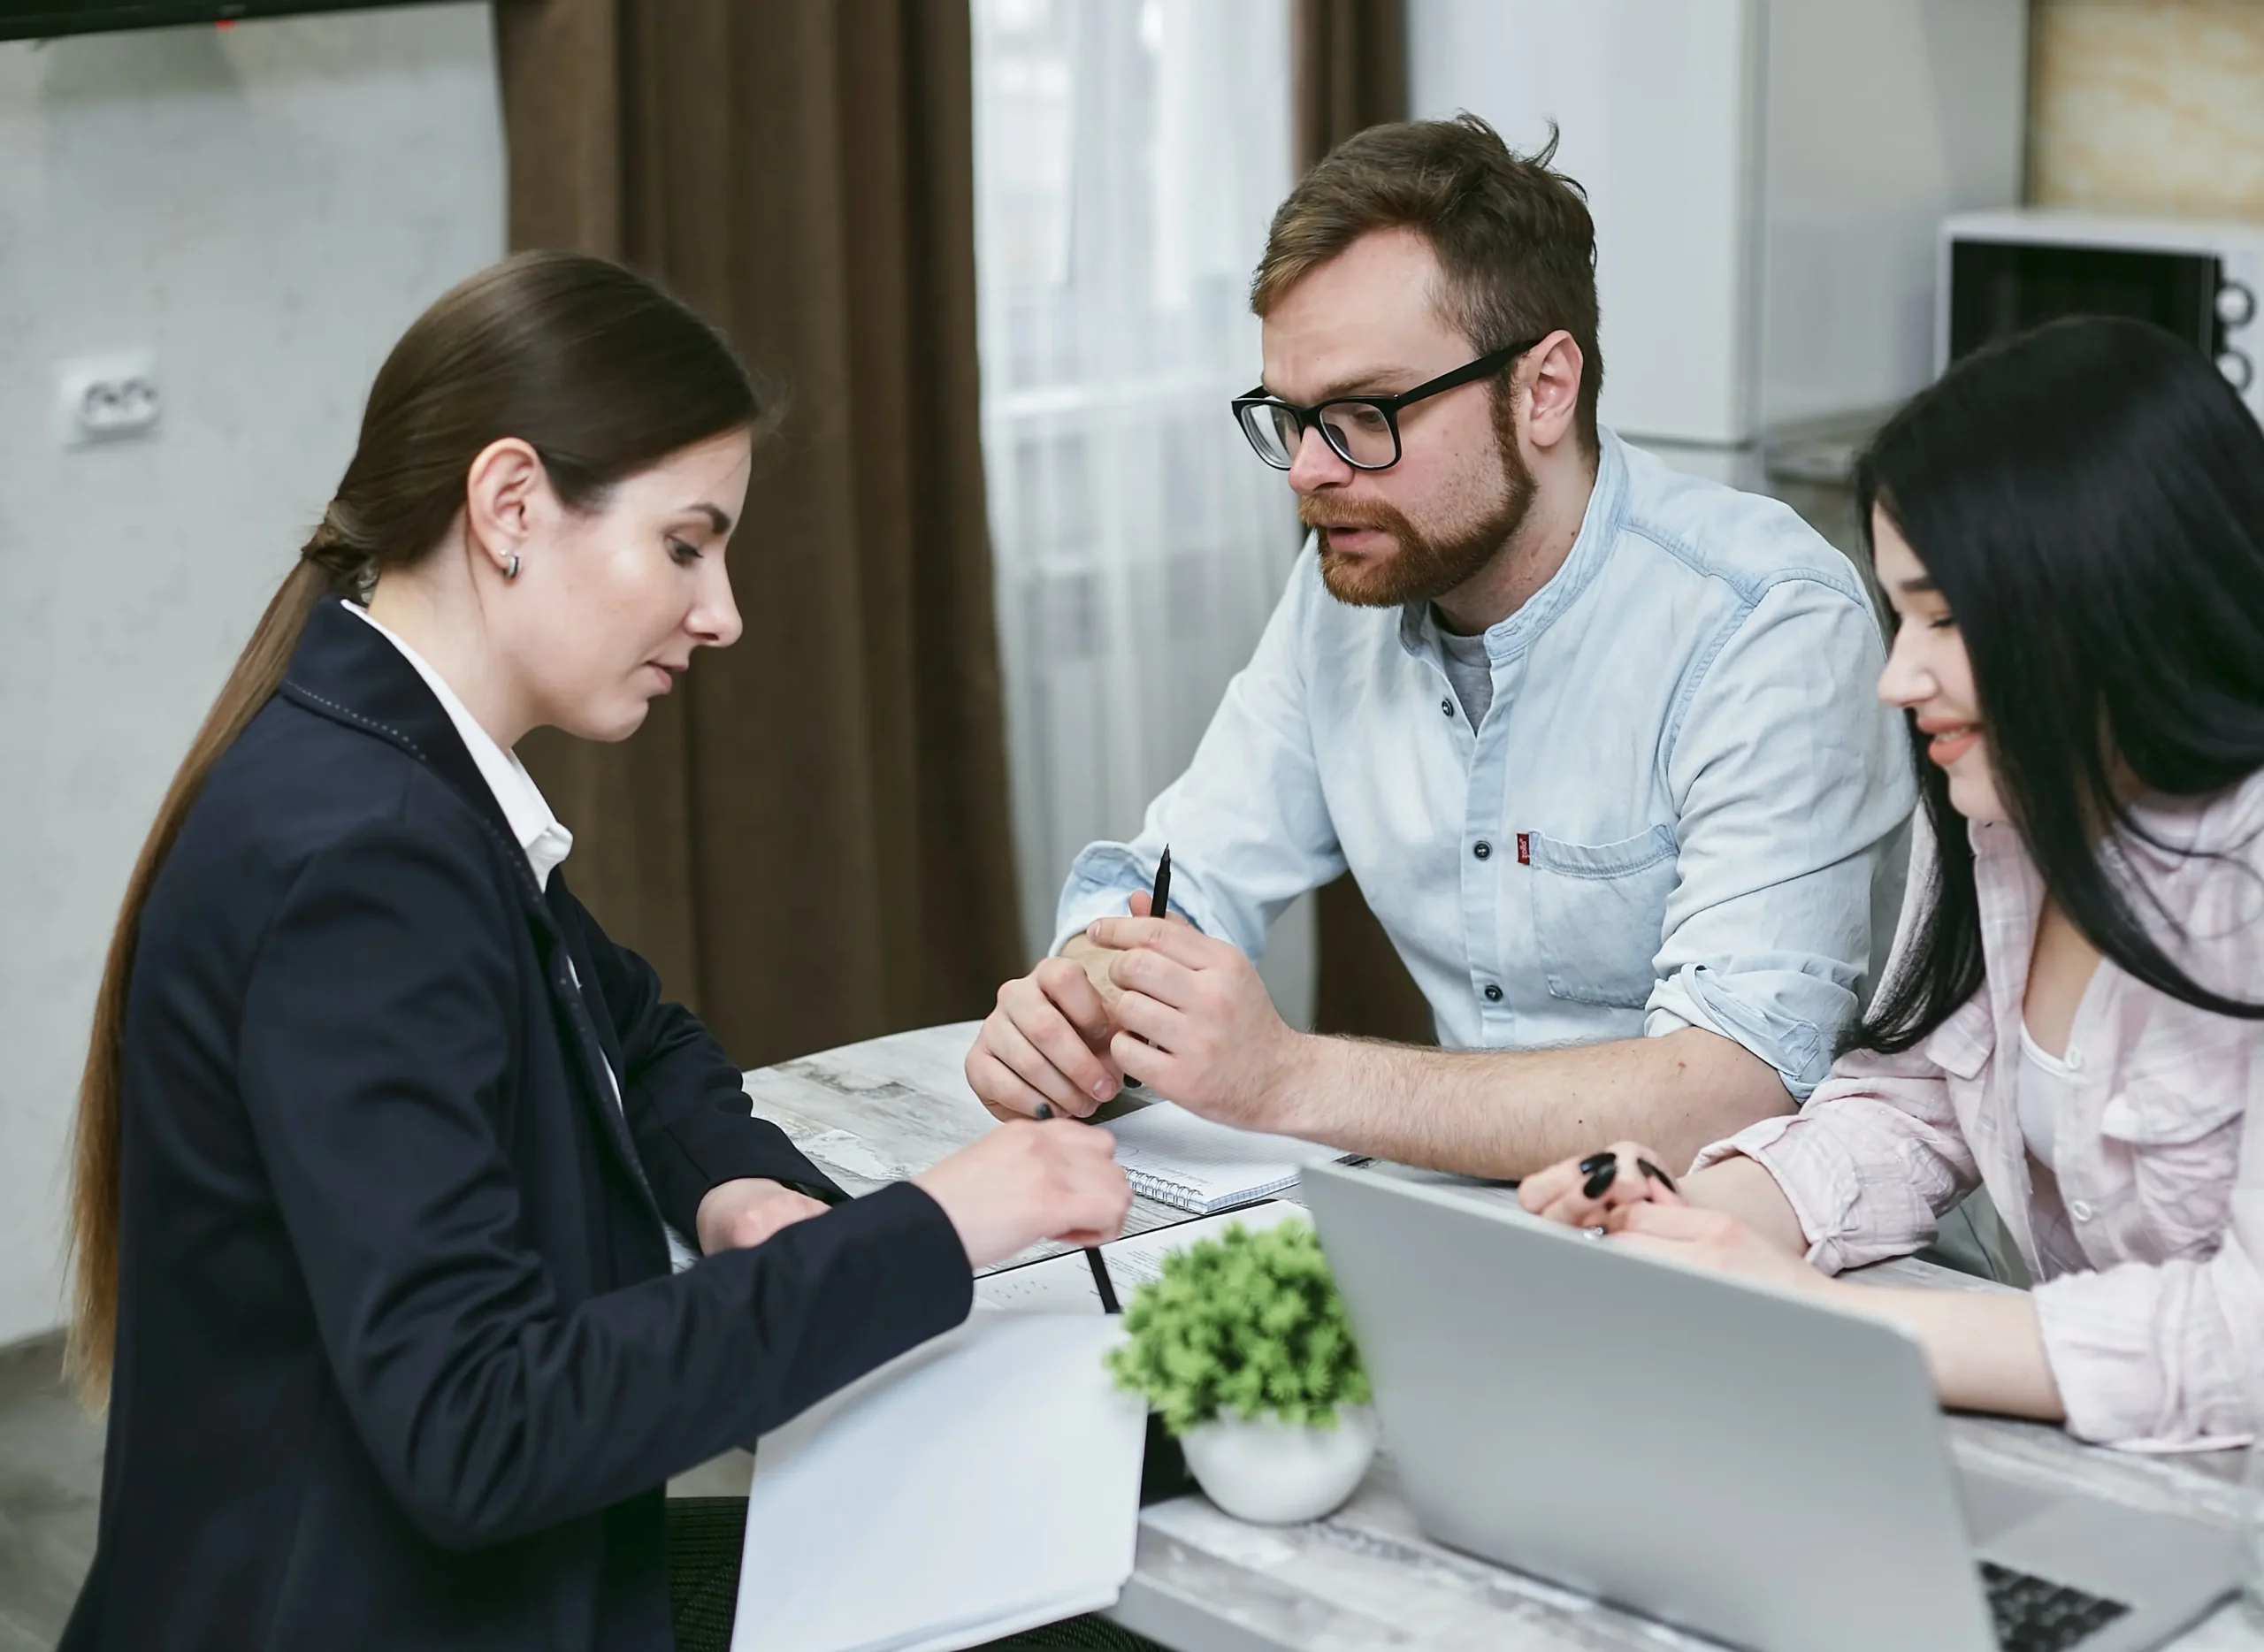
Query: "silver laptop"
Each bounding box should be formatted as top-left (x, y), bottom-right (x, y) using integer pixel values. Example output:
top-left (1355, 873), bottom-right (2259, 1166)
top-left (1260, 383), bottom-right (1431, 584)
top-left (1301, 1159), bottom-right (2240, 1652)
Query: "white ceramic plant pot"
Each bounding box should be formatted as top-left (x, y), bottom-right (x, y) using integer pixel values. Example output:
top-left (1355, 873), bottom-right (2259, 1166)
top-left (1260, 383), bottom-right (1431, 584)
top-left (1177, 1405), bottom-right (1380, 1526)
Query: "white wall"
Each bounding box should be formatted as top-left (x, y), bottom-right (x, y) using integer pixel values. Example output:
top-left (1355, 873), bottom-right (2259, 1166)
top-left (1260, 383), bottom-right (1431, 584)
top-left (0, 3), bottom-right (504, 1346)
top-left (1409, 0), bottom-right (1764, 446)
top-left (1407, 0), bottom-right (2025, 448)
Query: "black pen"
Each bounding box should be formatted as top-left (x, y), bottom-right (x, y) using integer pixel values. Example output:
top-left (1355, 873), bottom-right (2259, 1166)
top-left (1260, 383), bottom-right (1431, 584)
top-left (1120, 847), bottom-right (1170, 1092)
top-left (1022, 846), bottom-right (1169, 1312)
top-left (1032, 1100), bottom-right (1122, 1313)
top-left (1082, 1244), bottom-right (1121, 1314)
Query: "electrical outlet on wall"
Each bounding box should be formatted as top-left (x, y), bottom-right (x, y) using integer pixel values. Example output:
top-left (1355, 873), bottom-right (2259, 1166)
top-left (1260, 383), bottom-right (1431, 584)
top-left (57, 352), bottom-right (162, 447)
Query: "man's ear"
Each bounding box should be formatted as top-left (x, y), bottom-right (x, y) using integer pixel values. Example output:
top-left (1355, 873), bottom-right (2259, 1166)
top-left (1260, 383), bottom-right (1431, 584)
top-left (1522, 330), bottom-right (1585, 455)
top-left (463, 437), bottom-right (547, 577)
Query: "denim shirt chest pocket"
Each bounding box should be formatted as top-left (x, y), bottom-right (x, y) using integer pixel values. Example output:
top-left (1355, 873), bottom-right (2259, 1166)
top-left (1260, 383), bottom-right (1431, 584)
top-left (1526, 825), bottom-right (1679, 1008)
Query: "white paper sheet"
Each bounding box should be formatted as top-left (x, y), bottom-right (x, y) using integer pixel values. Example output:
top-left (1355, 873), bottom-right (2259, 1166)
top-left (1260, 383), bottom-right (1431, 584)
top-left (974, 1201), bottom-right (1306, 1313)
top-left (730, 1310), bottom-right (1147, 1652)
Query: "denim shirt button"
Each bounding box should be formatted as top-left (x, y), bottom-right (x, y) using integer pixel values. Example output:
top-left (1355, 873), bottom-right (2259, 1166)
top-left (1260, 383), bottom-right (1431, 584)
top-left (1441, 697), bottom-right (1454, 718)
top-left (2069, 1199), bottom-right (2094, 1222)
top-left (1473, 840), bottom-right (1492, 860)
top-left (1483, 983), bottom-right (1503, 1003)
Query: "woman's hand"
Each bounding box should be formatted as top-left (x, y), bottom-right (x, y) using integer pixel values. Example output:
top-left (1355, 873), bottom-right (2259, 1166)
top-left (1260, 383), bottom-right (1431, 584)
top-left (1522, 1143), bottom-right (1823, 1294)
top-left (1518, 1140), bottom-right (1687, 1228)
top-left (914, 1119), bottom-right (1134, 1269)
top-left (695, 1177), bottom-right (831, 1254)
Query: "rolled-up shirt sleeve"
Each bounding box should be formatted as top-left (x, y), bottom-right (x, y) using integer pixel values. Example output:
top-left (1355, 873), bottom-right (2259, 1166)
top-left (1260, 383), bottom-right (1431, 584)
top-left (2032, 1234), bottom-right (2264, 1452)
top-left (1644, 578), bottom-right (1915, 1098)
top-left (1693, 1037), bottom-right (1984, 1268)
top-left (1690, 800), bottom-right (1985, 1260)
top-left (1052, 548), bottom-right (1346, 960)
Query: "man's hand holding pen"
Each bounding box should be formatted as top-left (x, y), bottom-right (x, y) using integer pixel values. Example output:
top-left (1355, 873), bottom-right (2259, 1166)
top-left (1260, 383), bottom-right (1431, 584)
top-left (967, 940), bottom-right (1128, 1121)
top-left (1076, 911), bottom-right (1304, 1135)
top-left (965, 849), bottom-right (1309, 1137)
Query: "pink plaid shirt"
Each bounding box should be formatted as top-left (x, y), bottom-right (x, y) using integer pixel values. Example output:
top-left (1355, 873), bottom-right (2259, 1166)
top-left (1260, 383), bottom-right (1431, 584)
top-left (1697, 772), bottom-right (2264, 1451)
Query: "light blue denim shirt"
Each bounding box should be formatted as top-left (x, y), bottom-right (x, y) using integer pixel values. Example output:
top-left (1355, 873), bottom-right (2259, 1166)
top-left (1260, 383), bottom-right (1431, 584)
top-left (1055, 431), bottom-right (1916, 1099)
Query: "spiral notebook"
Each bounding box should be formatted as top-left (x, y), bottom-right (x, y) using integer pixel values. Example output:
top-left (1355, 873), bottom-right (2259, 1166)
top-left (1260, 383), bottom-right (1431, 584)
top-left (1105, 1100), bottom-right (1351, 1213)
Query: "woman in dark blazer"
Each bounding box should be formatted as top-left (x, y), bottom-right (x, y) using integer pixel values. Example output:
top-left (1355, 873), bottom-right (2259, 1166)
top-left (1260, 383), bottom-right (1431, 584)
top-left (57, 252), bottom-right (1129, 1652)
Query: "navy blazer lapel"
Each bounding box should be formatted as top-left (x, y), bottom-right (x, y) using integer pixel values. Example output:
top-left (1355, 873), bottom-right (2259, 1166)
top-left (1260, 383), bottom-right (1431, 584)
top-left (280, 600), bottom-right (523, 858)
top-left (277, 600), bottom-right (665, 1223)
top-left (545, 873), bottom-right (632, 1085)
top-left (533, 909), bottom-right (665, 1223)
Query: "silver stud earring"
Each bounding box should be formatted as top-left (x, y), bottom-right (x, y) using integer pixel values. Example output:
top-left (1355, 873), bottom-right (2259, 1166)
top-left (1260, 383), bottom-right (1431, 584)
top-left (504, 554), bottom-right (521, 581)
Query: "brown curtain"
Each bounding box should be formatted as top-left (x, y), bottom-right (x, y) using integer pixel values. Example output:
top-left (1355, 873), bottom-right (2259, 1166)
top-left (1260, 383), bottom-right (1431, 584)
top-left (1292, 0), bottom-right (1409, 180)
top-left (1288, 0), bottom-right (1432, 1045)
top-left (493, 0), bottom-right (1023, 1067)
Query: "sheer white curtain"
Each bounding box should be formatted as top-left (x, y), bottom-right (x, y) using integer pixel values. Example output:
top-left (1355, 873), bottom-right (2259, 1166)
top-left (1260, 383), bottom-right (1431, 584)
top-left (973, 0), bottom-right (1313, 1017)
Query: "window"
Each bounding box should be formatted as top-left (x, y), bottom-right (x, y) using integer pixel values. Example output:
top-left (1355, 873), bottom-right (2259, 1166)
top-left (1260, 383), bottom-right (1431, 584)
top-left (973, 0), bottom-right (1302, 984)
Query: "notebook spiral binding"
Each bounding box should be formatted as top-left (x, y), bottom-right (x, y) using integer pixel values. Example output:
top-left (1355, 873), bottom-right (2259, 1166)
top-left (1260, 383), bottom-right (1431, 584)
top-left (1124, 1170), bottom-right (1205, 1206)
top-left (1125, 1168), bottom-right (1303, 1213)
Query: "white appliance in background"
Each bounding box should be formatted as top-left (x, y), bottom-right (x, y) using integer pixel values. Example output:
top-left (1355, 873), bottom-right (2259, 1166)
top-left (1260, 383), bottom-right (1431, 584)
top-left (1407, 0), bottom-right (2029, 485)
top-left (1939, 209), bottom-right (2264, 422)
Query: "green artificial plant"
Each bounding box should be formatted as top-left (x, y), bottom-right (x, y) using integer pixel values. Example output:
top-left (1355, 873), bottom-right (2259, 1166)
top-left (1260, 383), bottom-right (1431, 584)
top-left (1105, 1217), bottom-right (1372, 1434)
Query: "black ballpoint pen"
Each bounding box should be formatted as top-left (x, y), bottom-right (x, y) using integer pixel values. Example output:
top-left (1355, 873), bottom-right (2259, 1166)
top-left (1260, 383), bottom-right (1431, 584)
top-left (1120, 847), bottom-right (1169, 1093)
top-left (1082, 1243), bottom-right (1121, 1315)
top-left (1021, 846), bottom-right (1172, 1314)
top-left (1072, 846), bottom-right (1171, 1309)
top-left (1032, 1100), bottom-right (1121, 1313)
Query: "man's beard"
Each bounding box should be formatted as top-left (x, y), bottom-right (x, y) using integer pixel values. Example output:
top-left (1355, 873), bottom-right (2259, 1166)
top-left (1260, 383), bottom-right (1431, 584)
top-left (1303, 398), bottom-right (1535, 609)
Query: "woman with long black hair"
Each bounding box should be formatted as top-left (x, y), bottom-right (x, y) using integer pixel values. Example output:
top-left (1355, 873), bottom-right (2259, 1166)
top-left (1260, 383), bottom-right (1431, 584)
top-left (58, 251), bottom-right (1130, 1651)
top-left (1520, 315), bottom-right (2264, 1450)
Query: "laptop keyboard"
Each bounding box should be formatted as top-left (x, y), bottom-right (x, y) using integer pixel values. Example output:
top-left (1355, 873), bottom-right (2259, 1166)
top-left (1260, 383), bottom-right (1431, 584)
top-left (1983, 1560), bottom-right (2131, 1651)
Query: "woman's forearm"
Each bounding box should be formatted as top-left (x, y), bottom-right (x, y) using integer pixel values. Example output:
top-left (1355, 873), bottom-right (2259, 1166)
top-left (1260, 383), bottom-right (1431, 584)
top-left (1682, 1153), bottom-right (1810, 1255)
top-left (1821, 1281), bottom-right (2065, 1420)
top-left (1689, 1157), bottom-right (2065, 1417)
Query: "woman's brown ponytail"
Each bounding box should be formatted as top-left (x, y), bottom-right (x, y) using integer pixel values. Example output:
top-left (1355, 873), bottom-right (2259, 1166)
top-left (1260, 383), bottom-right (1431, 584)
top-left (65, 556), bottom-right (330, 1403)
top-left (65, 251), bottom-right (761, 1405)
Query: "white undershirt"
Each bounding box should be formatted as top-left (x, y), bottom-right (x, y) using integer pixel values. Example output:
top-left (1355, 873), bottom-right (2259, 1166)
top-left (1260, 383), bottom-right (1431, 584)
top-left (2015, 1023), bottom-right (2077, 1173)
top-left (340, 601), bottom-right (574, 890)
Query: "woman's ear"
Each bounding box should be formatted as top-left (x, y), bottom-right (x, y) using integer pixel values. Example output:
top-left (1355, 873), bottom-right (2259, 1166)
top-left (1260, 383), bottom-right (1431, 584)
top-left (463, 437), bottom-right (547, 578)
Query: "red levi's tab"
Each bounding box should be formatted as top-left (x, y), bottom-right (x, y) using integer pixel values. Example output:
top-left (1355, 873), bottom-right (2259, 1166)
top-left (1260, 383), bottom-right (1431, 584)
top-left (1517, 833), bottom-right (1531, 865)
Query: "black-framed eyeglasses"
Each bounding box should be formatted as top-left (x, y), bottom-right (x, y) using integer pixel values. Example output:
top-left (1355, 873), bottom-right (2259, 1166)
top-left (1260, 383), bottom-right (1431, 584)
top-left (1231, 339), bottom-right (1541, 471)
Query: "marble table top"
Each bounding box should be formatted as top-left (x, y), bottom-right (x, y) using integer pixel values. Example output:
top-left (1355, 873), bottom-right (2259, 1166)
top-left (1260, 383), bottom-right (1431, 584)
top-left (743, 1021), bottom-right (2261, 1652)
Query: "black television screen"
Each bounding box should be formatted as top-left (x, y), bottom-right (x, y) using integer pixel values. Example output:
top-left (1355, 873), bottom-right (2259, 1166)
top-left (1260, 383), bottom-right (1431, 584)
top-left (0, 0), bottom-right (451, 43)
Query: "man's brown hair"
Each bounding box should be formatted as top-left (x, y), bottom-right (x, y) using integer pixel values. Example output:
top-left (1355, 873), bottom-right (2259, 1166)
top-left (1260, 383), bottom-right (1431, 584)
top-left (1251, 115), bottom-right (1603, 448)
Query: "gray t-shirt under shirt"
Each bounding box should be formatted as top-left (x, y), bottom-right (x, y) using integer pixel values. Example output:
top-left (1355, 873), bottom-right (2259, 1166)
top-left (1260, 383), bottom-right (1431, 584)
top-left (1435, 616), bottom-right (1494, 731)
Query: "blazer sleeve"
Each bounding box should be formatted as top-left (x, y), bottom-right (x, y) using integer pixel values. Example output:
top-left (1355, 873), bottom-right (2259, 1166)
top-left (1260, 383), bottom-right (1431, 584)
top-left (235, 815), bottom-right (973, 1551)
top-left (556, 877), bottom-right (845, 1231)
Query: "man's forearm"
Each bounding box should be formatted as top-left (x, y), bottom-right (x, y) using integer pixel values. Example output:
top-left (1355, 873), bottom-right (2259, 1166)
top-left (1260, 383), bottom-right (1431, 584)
top-left (1266, 1027), bottom-right (1794, 1180)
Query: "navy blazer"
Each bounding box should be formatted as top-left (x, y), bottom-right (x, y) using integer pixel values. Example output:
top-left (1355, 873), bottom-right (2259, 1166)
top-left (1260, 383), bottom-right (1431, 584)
top-left (62, 599), bottom-right (973, 1651)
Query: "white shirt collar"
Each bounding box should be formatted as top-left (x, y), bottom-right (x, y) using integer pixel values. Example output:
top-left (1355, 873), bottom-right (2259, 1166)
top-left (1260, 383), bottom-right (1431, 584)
top-left (340, 600), bottom-right (575, 891)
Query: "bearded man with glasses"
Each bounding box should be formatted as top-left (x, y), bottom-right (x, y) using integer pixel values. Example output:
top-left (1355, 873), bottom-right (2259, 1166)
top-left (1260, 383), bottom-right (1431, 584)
top-left (967, 116), bottom-right (1914, 1182)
